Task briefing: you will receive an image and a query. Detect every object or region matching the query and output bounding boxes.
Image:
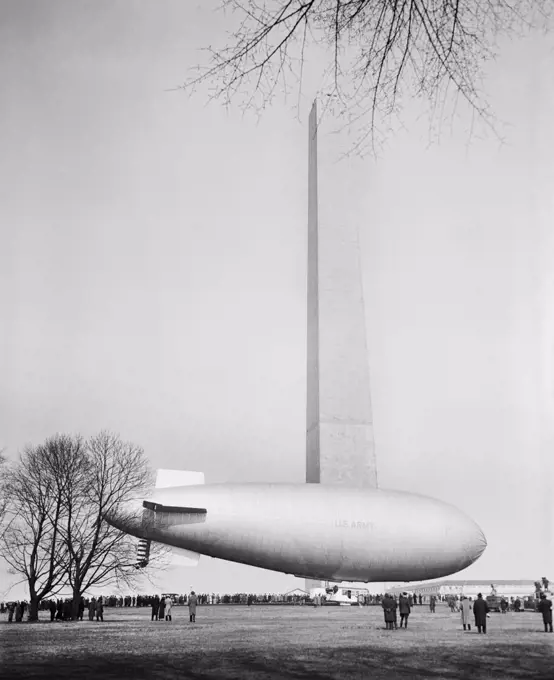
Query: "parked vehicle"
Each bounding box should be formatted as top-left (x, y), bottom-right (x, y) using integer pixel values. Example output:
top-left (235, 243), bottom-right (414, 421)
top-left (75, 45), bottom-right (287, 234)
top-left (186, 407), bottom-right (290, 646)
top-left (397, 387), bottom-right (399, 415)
top-left (485, 595), bottom-right (502, 612)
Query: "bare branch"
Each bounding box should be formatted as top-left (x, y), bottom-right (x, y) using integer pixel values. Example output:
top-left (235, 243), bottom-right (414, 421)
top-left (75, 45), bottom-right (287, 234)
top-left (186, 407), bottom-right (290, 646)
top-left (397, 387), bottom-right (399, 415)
top-left (179, 0), bottom-right (553, 152)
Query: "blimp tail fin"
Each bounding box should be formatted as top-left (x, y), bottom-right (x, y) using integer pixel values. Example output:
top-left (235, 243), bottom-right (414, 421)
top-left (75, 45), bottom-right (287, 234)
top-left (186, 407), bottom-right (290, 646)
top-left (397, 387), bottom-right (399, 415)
top-left (152, 469), bottom-right (204, 568)
top-left (155, 469), bottom-right (205, 488)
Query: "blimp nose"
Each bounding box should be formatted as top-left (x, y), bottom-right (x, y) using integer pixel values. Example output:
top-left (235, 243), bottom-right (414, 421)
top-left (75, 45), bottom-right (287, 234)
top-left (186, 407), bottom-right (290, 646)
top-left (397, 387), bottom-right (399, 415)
top-left (463, 520), bottom-right (487, 564)
top-left (443, 509), bottom-right (487, 571)
top-left (404, 492), bottom-right (488, 580)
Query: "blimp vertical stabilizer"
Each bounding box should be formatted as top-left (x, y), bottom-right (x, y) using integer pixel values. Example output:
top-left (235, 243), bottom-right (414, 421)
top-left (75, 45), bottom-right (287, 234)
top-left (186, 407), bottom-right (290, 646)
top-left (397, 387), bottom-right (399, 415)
top-left (155, 469), bottom-right (205, 489)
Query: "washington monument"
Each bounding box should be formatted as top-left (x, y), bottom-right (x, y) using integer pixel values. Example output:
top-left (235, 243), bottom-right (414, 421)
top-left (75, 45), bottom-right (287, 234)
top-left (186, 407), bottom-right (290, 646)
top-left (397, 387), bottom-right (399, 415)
top-left (306, 100), bottom-right (378, 590)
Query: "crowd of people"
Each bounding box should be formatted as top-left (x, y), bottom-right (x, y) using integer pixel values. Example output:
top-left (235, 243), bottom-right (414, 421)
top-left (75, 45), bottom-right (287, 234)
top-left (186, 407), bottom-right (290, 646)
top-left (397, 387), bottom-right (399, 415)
top-left (2, 589), bottom-right (552, 633)
top-left (443, 594), bottom-right (531, 613)
top-left (0, 590), bottom-right (423, 621)
top-left (379, 591), bottom-right (553, 634)
top-left (0, 592), bottom-right (402, 612)
top-left (149, 593), bottom-right (198, 622)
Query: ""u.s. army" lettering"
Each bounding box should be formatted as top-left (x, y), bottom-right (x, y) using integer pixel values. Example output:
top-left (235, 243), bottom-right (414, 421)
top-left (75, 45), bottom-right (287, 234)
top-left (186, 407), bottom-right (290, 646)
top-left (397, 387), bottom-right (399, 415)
top-left (335, 520), bottom-right (373, 529)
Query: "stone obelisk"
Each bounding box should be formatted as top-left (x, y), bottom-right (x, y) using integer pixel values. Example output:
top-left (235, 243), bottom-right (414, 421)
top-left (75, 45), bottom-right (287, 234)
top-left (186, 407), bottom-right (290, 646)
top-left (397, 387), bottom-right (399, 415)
top-left (305, 100), bottom-right (378, 593)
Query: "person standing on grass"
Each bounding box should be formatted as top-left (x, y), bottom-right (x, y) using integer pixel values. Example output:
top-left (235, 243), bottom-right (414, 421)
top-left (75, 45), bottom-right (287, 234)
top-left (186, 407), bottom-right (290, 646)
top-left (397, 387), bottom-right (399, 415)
top-left (165, 596), bottom-right (172, 622)
top-left (158, 594), bottom-right (165, 621)
top-left (95, 596), bottom-right (104, 622)
top-left (151, 595), bottom-right (159, 621)
top-left (399, 593), bottom-right (411, 628)
top-left (49, 599), bottom-right (56, 622)
top-left (473, 593), bottom-right (489, 634)
top-left (460, 596), bottom-right (472, 631)
top-left (382, 594), bottom-right (396, 630)
top-left (537, 593), bottom-right (553, 633)
top-left (188, 591), bottom-right (198, 623)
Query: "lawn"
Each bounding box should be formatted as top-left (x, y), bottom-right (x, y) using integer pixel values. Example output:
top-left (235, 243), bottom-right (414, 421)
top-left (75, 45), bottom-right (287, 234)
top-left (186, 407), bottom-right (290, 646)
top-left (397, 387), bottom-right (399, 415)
top-left (1, 604), bottom-right (552, 678)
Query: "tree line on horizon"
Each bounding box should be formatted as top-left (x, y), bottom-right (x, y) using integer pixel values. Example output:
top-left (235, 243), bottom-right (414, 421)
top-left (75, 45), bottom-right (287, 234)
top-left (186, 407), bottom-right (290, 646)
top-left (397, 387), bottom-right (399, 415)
top-left (0, 431), bottom-right (165, 621)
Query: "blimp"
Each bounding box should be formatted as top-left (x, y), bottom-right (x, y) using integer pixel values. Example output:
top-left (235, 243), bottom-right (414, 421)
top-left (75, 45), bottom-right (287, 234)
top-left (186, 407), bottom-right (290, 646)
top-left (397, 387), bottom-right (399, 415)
top-left (105, 469), bottom-right (487, 583)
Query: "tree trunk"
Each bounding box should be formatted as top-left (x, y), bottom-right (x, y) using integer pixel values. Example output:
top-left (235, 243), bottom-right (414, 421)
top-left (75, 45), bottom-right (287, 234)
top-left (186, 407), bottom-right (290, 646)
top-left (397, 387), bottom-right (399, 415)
top-left (28, 593), bottom-right (40, 622)
top-left (71, 585), bottom-right (81, 621)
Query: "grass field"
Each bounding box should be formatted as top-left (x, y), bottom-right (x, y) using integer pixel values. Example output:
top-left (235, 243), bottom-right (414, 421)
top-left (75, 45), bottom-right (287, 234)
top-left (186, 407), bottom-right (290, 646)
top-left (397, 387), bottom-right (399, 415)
top-left (1, 604), bottom-right (553, 679)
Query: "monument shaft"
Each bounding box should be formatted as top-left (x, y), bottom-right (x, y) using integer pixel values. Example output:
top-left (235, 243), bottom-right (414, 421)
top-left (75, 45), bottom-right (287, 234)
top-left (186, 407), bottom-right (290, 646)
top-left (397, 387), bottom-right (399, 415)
top-left (306, 100), bottom-right (378, 488)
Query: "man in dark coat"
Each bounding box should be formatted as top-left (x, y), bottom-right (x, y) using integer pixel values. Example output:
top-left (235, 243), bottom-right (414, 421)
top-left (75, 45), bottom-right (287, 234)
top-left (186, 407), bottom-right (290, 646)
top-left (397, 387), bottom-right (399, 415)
top-left (399, 593), bottom-right (411, 628)
top-left (473, 593), bottom-right (490, 634)
top-left (429, 595), bottom-right (436, 613)
top-left (151, 595), bottom-right (159, 621)
top-left (95, 596), bottom-right (104, 622)
top-left (537, 593), bottom-right (553, 633)
top-left (158, 595), bottom-right (165, 621)
top-left (49, 600), bottom-right (56, 622)
top-left (381, 594), bottom-right (397, 630)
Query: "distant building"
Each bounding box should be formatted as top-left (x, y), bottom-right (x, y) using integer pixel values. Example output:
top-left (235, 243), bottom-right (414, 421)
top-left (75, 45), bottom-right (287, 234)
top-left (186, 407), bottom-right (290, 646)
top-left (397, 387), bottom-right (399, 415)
top-left (386, 580), bottom-right (535, 599)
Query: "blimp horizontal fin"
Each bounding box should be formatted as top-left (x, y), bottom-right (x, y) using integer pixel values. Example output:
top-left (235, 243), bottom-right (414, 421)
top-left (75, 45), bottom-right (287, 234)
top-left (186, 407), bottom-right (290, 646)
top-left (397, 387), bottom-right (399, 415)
top-left (143, 500), bottom-right (207, 515)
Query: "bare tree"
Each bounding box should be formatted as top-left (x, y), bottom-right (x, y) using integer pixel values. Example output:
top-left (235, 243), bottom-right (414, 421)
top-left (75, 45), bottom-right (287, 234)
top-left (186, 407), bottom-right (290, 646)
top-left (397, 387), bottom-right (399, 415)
top-left (1, 432), bottom-right (165, 621)
top-left (183, 1), bottom-right (552, 151)
top-left (61, 431), bottom-right (161, 620)
top-left (0, 435), bottom-right (85, 621)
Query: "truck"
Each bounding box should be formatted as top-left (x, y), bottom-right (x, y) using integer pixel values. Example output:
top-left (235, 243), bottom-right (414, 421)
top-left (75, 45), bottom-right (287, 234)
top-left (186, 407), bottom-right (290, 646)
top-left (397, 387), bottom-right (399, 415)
top-left (524, 596), bottom-right (538, 612)
top-left (524, 578), bottom-right (553, 612)
top-left (485, 595), bottom-right (502, 612)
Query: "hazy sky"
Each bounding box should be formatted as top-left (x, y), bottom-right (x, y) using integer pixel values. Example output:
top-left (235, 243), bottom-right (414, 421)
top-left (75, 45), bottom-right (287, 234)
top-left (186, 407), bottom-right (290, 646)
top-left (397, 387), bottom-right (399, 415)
top-left (1, 1), bottom-right (553, 598)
